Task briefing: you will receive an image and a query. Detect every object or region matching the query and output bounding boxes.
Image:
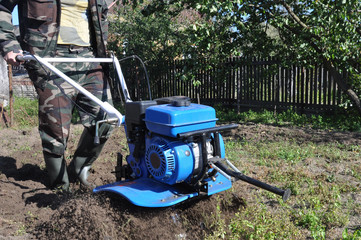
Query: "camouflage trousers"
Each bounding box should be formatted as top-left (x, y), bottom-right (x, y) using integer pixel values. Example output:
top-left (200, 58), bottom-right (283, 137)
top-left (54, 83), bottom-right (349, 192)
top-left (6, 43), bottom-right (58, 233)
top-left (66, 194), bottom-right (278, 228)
top-left (28, 46), bottom-right (114, 156)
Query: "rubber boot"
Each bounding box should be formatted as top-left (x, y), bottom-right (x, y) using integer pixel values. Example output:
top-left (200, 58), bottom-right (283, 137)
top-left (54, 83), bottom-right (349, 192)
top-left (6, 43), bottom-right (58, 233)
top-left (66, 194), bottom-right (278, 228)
top-left (69, 124), bottom-right (111, 189)
top-left (43, 152), bottom-right (70, 191)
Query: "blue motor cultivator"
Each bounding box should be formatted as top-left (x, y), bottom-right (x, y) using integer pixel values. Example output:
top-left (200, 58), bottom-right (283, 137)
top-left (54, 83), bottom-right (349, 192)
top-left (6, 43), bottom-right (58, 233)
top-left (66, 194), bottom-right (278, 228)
top-left (19, 54), bottom-right (291, 208)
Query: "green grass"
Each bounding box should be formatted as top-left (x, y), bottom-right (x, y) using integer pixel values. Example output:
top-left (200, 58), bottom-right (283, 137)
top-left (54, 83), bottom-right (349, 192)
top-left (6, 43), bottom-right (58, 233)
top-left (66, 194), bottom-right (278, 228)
top-left (215, 107), bottom-right (361, 132)
top-left (343, 229), bottom-right (361, 240)
top-left (210, 137), bottom-right (361, 239)
top-left (228, 201), bottom-right (301, 240)
top-left (4, 97), bottom-right (38, 128)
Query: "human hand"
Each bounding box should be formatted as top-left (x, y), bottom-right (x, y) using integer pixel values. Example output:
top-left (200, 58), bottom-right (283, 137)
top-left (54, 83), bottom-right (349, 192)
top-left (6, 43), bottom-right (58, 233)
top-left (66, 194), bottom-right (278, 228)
top-left (4, 51), bottom-right (23, 66)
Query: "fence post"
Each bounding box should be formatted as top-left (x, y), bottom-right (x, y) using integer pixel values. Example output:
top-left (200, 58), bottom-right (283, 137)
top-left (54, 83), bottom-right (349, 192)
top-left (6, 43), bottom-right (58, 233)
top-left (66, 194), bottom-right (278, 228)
top-left (237, 57), bottom-right (241, 113)
top-left (7, 64), bottom-right (13, 127)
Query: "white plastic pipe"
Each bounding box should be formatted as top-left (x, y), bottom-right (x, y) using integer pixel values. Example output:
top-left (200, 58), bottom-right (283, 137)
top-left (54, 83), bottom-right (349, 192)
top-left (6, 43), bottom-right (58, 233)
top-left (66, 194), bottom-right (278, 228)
top-left (41, 58), bottom-right (113, 63)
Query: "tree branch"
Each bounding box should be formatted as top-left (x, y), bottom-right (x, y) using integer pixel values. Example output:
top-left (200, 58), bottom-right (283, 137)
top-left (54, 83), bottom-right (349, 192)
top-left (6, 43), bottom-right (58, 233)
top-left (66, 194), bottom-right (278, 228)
top-left (280, 1), bottom-right (309, 30)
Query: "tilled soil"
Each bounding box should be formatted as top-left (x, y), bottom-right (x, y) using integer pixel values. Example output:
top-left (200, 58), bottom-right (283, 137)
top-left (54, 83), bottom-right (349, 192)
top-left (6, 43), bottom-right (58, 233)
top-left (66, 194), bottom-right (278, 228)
top-left (0, 123), bottom-right (360, 239)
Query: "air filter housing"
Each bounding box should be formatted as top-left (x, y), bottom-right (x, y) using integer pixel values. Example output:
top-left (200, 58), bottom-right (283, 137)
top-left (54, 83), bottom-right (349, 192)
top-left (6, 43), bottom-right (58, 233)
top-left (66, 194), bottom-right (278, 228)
top-left (144, 103), bottom-right (218, 138)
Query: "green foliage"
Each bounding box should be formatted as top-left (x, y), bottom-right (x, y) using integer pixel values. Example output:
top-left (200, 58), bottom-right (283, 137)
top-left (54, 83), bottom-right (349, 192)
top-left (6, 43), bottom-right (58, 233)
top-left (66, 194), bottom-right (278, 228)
top-left (205, 200), bottom-right (227, 240)
top-left (292, 183), bottom-right (349, 238)
top-left (71, 107), bottom-right (80, 124)
top-left (109, 1), bottom-right (212, 91)
top-left (109, 1), bottom-right (198, 63)
top-left (229, 201), bottom-right (300, 240)
top-left (296, 209), bottom-right (326, 240)
top-left (342, 229), bottom-right (361, 240)
top-left (130, 0), bottom-right (361, 68)
top-left (293, 193), bottom-right (349, 239)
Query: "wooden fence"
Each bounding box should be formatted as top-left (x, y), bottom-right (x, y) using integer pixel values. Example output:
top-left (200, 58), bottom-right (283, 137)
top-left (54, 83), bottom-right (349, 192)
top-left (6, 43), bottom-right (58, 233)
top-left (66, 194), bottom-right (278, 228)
top-left (114, 57), bottom-right (344, 114)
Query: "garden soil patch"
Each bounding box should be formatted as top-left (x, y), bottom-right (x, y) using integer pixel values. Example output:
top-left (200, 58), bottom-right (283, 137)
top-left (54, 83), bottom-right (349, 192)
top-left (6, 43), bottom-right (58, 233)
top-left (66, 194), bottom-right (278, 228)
top-left (0, 123), bottom-right (360, 239)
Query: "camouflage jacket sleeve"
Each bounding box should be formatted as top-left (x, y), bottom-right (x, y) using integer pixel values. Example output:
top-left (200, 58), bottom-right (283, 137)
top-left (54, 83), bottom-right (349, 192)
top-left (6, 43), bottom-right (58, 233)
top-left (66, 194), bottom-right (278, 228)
top-left (0, 0), bottom-right (21, 57)
top-left (100, 0), bottom-right (109, 44)
top-left (90, 0), bottom-right (109, 57)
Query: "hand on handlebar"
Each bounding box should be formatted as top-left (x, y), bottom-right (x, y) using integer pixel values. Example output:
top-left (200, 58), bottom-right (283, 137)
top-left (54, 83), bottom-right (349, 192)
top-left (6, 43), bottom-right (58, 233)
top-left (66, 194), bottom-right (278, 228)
top-left (4, 50), bottom-right (24, 66)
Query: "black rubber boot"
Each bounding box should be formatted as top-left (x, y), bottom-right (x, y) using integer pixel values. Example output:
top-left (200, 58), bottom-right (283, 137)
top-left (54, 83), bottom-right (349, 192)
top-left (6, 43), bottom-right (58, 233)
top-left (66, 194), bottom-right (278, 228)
top-left (70, 156), bottom-right (97, 189)
top-left (69, 124), bottom-right (111, 189)
top-left (43, 152), bottom-right (70, 191)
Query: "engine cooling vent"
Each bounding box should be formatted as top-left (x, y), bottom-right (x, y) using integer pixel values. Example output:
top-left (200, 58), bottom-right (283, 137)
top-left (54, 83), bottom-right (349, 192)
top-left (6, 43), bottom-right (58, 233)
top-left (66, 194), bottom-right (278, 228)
top-left (145, 142), bottom-right (175, 179)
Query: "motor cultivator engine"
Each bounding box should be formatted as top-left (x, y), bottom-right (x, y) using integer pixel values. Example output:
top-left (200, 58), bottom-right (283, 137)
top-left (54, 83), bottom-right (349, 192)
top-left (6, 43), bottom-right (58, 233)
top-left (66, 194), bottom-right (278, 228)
top-left (126, 97), bottom-right (229, 188)
top-left (94, 97), bottom-right (290, 207)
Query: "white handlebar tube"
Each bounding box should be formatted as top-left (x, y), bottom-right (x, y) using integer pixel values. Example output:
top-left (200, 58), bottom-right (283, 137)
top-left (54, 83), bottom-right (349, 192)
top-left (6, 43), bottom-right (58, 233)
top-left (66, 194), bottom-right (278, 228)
top-left (112, 56), bottom-right (132, 102)
top-left (23, 55), bottom-right (125, 126)
top-left (41, 56), bottom-right (132, 103)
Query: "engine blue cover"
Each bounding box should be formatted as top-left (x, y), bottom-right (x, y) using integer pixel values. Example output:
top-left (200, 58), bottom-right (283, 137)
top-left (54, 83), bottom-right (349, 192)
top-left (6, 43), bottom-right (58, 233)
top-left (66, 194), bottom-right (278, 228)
top-left (145, 103), bottom-right (218, 138)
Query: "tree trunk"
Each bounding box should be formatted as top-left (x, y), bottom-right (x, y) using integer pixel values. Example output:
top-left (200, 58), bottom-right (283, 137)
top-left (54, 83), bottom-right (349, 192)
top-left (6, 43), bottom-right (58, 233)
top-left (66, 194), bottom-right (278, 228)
top-left (325, 61), bottom-right (361, 115)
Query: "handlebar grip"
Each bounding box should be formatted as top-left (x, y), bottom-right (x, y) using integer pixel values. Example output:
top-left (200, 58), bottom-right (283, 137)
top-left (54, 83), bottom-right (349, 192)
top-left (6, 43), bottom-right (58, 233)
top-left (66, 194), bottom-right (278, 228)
top-left (94, 136), bottom-right (100, 145)
top-left (15, 55), bottom-right (25, 62)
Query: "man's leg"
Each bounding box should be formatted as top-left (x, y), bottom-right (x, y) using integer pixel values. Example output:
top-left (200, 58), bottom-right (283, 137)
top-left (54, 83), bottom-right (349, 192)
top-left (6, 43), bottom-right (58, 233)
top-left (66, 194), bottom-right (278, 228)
top-left (70, 59), bottom-right (114, 188)
top-left (43, 152), bottom-right (69, 190)
top-left (36, 79), bottom-right (74, 190)
top-left (70, 124), bottom-right (112, 187)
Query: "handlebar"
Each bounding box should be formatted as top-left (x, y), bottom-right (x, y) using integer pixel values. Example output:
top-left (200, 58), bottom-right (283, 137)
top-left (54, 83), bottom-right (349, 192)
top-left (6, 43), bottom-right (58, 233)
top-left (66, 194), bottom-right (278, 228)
top-left (15, 54), bottom-right (121, 63)
top-left (16, 54), bottom-right (126, 126)
top-left (15, 55), bottom-right (25, 62)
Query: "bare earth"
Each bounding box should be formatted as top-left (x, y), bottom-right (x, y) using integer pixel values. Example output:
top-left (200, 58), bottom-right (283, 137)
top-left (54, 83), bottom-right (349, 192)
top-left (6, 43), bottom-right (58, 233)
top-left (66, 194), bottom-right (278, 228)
top-left (0, 123), bottom-right (360, 239)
